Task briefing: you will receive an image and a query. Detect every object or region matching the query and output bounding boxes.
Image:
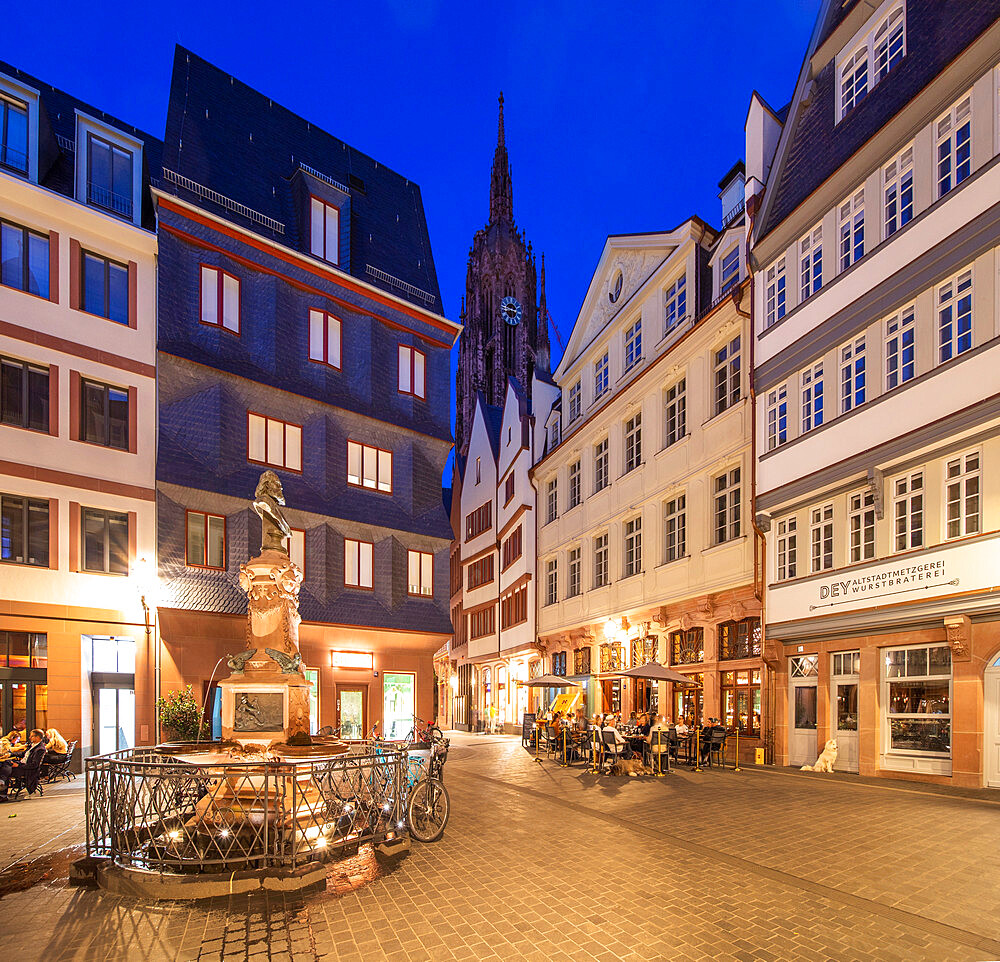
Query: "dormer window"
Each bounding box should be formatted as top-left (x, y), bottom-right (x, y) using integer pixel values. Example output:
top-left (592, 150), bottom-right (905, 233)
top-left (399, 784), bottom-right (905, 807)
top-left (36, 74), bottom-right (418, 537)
top-left (664, 275), bottom-right (687, 335)
top-left (87, 134), bottom-right (134, 219)
top-left (836, 2), bottom-right (905, 122)
top-left (0, 94), bottom-right (28, 175)
top-left (719, 246), bottom-right (740, 295)
top-left (310, 197), bottom-right (339, 265)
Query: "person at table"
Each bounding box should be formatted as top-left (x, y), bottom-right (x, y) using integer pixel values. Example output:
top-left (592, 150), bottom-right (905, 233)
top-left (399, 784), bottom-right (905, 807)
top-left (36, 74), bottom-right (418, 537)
top-left (626, 711), bottom-right (638, 729)
top-left (636, 714), bottom-right (651, 737)
top-left (0, 729), bottom-right (46, 797)
top-left (699, 718), bottom-right (719, 762)
top-left (675, 719), bottom-right (689, 736)
top-left (602, 715), bottom-right (629, 755)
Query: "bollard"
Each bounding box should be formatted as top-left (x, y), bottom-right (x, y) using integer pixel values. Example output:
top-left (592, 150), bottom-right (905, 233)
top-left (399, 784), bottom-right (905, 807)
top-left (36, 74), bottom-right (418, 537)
top-left (560, 729), bottom-right (568, 768)
top-left (734, 724), bottom-right (741, 772)
top-left (694, 725), bottom-right (703, 773)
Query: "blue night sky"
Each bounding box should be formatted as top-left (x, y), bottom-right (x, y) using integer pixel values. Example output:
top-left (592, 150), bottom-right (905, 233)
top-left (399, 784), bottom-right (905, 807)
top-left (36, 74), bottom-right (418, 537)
top-left (5, 0), bottom-right (818, 369)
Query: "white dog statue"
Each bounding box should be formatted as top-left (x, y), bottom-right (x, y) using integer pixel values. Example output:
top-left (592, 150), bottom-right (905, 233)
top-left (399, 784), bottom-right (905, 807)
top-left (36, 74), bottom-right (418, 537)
top-left (801, 738), bottom-right (838, 772)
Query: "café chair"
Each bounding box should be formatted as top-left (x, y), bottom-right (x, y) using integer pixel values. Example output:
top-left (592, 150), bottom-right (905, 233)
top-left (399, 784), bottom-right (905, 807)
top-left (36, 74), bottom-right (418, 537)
top-left (649, 730), bottom-right (670, 776)
top-left (706, 730), bottom-right (727, 768)
top-left (600, 729), bottom-right (622, 774)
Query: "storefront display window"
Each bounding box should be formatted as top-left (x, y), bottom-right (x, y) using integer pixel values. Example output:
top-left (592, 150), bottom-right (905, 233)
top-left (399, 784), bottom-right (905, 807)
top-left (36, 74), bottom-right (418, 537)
top-left (383, 672), bottom-right (415, 740)
top-left (674, 673), bottom-right (702, 724)
top-left (721, 669), bottom-right (760, 733)
top-left (884, 645), bottom-right (951, 755)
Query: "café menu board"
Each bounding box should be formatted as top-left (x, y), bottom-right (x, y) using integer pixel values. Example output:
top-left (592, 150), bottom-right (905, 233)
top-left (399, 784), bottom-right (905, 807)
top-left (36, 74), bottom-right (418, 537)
top-left (522, 712), bottom-right (536, 745)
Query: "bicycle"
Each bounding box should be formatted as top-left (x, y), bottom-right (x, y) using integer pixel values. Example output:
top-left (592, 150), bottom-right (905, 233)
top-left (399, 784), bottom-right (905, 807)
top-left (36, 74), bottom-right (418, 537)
top-left (401, 726), bottom-right (450, 843)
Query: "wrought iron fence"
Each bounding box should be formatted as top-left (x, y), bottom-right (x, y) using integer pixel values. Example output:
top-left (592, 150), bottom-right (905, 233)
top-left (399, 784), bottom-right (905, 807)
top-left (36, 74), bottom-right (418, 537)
top-left (85, 746), bottom-right (406, 874)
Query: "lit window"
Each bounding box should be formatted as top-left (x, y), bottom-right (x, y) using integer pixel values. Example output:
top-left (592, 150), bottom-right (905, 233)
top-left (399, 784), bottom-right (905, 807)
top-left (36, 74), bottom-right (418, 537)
top-left (624, 319), bottom-right (642, 372)
top-left (83, 252), bottom-right (128, 325)
top-left (884, 644), bottom-right (951, 758)
top-left (248, 413), bottom-right (302, 471)
top-left (407, 550), bottom-right (433, 597)
top-left (799, 225), bottom-right (822, 302)
top-left (713, 336), bottom-right (741, 415)
top-left (765, 258), bottom-right (786, 328)
top-left (801, 364), bottom-right (824, 433)
top-left (0, 95), bottom-right (28, 175)
top-left (839, 336), bottom-right (866, 414)
top-left (398, 345), bottom-right (426, 399)
top-left (937, 269), bottom-right (972, 363)
top-left (936, 94), bottom-right (972, 198)
top-left (885, 306), bottom-right (915, 389)
top-left (664, 274), bottom-right (687, 333)
top-left (285, 528), bottom-right (306, 574)
top-left (86, 134), bottom-right (133, 219)
top-left (308, 310), bottom-right (341, 368)
top-left (719, 246), bottom-right (740, 295)
top-left (186, 511), bottom-right (225, 569)
top-left (892, 472), bottom-right (923, 552)
top-left (345, 538), bottom-right (373, 588)
top-left (839, 189), bottom-right (864, 271)
top-left (310, 197), bottom-right (339, 264)
top-left (766, 384), bottom-right (787, 450)
top-left (201, 266), bottom-right (240, 334)
top-left (883, 145), bottom-right (913, 237)
top-left (347, 440), bottom-right (392, 493)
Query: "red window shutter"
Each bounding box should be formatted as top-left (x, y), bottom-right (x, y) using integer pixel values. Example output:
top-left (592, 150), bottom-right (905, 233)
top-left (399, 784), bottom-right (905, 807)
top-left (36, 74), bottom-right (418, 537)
top-left (128, 385), bottom-right (138, 454)
top-left (127, 261), bottom-right (138, 329)
top-left (48, 364), bottom-right (59, 437)
top-left (47, 499), bottom-right (59, 570)
top-left (69, 502), bottom-right (80, 572)
top-left (69, 370), bottom-right (80, 440)
top-left (48, 231), bottom-right (59, 303)
top-left (69, 239), bottom-right (81, 310)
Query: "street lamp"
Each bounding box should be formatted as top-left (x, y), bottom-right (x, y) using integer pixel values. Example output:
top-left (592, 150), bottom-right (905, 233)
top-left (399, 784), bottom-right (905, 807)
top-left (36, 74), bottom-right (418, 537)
top-left (134, 557), bottom-right (161, 744)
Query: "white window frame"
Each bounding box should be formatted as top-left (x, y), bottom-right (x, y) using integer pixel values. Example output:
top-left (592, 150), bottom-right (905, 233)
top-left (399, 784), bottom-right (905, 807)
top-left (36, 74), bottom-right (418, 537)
top-left (882, 643), bottom-right (952, 760)
top-left (593, 532), bottom-right (608, 588)
top-left (766, 384), bottom-right (788, 451)
top-left (624, 411), bottom-right (642, 473)
top-left (664, 378), bottom-right (686, 448)
top-left (839, 335), bottom-right (866, 414)
top-left (568, 380), bottom-right (581, 422)
top-left (545, 558), bottom-right (558, 606)
top-left (713, 336), bottom-right (741, 415)
top-left (624, 319), bottom-right (642, 372)
top-left (798, 225), bottom-right (822, 302)
top-left (664, 274), bottom-right (688, 334)
top-left (838, 189), bottom-right (865, 271)
top-left (937, 268), bottom-right (973, 363)
top-left (892, 471), bottom-right (923, 553)
top-left (663, 494), bottom-right (686, 564)
top-left (623, 515), bottom-right (642, 578)
top-left (765, 258), bottom-right (786, 329)
top-left (719, 246), bottom-right (740, 295)
top-left (838, 43), bottom-right (869, 119)
top-left (848, 489), bottom-right (876, 563)
top-left (835, 1), bottom-right (905, 123)
top-left (885, 305), bottom-right (915, 390)
top-left (594, 353), bottom-right (609, 398)
top-left (810, 504), bottom-right (834, 573)
top-left (935, 92), bottom-right (972, 199)
top-left (883, 144), bottom-right (914, 238)
top-left (567, 546), bottom-right (581, 598)
top-left (201, 266), bottom-right (240, 334)
top-left (801, 363), bottom-right (824, 433)
top-left (713, 467), bottom-right (741, 545)
top-left (594, 438), bottom-right (609, 493)
top-left (567, 459), bottom-right (581, 510)
top-left (546, 478), bottom-right (558, 524)
top-left (776, 517), bottom-right (797, 581)
top-left (944, 451), bottom-right (980, 541)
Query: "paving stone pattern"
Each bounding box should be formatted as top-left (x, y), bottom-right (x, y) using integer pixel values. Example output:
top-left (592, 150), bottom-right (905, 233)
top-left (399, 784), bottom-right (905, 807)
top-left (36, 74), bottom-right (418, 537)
top-left (0, 735), bottom-right (998, 961)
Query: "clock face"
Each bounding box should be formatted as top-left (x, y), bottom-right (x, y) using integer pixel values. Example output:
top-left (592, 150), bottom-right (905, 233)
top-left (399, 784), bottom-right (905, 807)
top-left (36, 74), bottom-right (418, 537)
top-left (500, 295), bottom-right (522, 326)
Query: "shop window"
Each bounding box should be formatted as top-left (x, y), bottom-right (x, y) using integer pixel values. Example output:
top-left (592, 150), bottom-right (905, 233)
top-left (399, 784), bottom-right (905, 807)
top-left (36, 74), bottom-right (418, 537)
top-left (721, 669), bottom-right (760, 734)
top-left (832, 651), bottom-right (860, 676)
top-left (0, 631), bottom-right (46, 668)
top-left (674, 674), bottom-right (702, 725)
top-left (884, 644), bottom-right (951, 757)
top-left (718, 619), bottom-right (761, 660)
top-left (631, 635), bottom-right (657, 668)
top-left (789, 654), bottom-right (818, 677)
top-left (670, 628), bottom-right (703, 666)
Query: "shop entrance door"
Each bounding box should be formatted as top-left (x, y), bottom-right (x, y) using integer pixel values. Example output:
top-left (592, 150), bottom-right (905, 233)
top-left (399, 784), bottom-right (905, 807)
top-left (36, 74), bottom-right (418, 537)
top-left (93, 685), bottom-right (135, 754)
top-left (789, 655), bottom-right (819, 767)
top-left (336, 687), bottom-right (366, 740)
top-left (0, 680), bottom-right (34, 735)
top-left (831, 651), bottom-right (860, 773)
top-left (985, 659), bottom-right (1000, 788)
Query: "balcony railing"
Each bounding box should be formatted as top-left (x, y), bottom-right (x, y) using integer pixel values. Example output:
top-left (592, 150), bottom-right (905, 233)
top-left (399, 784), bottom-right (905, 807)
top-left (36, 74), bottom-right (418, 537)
top-left (0, 143), bottom-right (27, 175)
top-left (87, 181), bottom-right (133, 219)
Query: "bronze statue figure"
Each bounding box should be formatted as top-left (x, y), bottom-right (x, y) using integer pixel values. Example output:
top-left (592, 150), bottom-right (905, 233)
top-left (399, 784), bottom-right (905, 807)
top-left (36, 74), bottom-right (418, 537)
top-left (252, 470), bottom-right (292, 552)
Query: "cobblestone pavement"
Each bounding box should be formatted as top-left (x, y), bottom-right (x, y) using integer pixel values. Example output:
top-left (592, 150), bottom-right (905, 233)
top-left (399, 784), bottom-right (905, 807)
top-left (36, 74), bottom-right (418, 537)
top-left (0, 735), bottom-right (998, 961)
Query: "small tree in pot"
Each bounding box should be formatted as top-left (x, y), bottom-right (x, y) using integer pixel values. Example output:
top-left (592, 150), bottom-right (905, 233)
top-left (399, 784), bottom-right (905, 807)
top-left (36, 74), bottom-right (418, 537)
top-left (157, 685), bottom-right (211, 742)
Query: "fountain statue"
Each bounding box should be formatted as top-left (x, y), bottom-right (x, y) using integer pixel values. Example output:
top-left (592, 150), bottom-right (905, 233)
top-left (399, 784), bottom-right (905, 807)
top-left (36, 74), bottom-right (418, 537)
top-left (217, 469), bottom-right (314, 750)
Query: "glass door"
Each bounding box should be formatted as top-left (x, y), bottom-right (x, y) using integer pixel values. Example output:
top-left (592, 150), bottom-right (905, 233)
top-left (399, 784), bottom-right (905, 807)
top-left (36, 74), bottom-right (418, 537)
top-left (383, 672), bottom-right (415, 740)
top-left (831, 650), bottom-right (860, 772)
top-left (95, 686), bottom-right (135, 754)
top-left (336, 687), bottom-right (366, 739)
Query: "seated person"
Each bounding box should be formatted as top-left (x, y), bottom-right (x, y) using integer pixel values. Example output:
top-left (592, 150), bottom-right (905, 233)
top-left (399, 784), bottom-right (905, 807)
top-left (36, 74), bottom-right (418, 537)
top-left (637, 714), bottom-right (651, 737)
top-left (648, 714), bottom-right (667, 733)
top-left (0, 729), bottom-right (46, 796)
top-left (626, 711), bottom-right (638, 729)
top-left (675, 719), bottom-right (689, 736)
top-left (700, 718), bottom-right (721, 761)
top-left (44, 728), bottom-right (69, 760)
top-left (602, 716), bottom-right (629, 755)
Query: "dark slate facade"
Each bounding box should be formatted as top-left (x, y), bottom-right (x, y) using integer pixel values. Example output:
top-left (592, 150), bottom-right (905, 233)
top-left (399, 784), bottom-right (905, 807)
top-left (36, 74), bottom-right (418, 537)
top-left (156, 47), bottom-right (456, 636)
top-left (758, 0), bottom-right (1000, 240)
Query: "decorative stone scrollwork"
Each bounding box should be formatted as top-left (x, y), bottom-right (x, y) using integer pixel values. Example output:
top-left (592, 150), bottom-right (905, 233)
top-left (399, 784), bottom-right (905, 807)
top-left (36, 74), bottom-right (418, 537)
top-left (944, 615), bottom-right (971, 661)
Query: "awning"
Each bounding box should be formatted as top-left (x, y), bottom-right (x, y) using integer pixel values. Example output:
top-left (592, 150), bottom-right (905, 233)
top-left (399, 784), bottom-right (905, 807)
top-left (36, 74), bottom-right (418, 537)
top-left (520, 674), bottom-right (581, 688)
top-left (609, 661), bottom-right (703, 686)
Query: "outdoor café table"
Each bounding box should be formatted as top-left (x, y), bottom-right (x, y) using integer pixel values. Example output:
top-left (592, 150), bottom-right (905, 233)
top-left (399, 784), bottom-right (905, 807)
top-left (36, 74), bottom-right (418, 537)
top-left (626, 734), bottom-right (647, 760)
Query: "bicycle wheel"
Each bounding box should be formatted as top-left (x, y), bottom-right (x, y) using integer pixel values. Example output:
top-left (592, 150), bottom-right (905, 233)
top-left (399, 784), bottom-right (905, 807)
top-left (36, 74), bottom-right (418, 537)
top-left (406, 776), bottom-right (450, 842)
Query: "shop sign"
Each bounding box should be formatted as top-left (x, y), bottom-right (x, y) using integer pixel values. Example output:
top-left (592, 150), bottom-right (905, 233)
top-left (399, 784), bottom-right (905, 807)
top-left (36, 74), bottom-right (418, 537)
top-left (769, 533), bottom-right (1000, 623)
top-left (330, 650), bottom-right (374, 670)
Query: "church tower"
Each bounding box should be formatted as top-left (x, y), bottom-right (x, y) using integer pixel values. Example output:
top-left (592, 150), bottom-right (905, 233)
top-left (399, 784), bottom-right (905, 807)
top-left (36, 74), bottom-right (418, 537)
top-left (455, 94), bottom-right (550, 455)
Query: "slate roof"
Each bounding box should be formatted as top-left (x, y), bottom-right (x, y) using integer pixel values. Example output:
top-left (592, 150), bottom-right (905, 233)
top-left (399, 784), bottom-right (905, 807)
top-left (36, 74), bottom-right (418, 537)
top-left (758, 0), bottom-right (1000, 241)
top-left (478, 392), bottom-right (504, 460)
top-left (0, 59), bottom-right (161, 230)
top-left (161, 46), bottom-right (442, 313)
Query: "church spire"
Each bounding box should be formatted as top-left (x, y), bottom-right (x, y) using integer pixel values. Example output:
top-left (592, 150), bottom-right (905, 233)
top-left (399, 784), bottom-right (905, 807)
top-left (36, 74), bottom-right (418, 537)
top-left (489, 92), bottom-right (514, 225)
top-left (536, 253), bottom-right (551, 374)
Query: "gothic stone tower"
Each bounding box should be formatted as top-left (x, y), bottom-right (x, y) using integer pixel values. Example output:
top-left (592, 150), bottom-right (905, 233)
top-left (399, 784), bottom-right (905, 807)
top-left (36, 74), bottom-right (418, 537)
top-left (455, 94), bottom-right (550, 455)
